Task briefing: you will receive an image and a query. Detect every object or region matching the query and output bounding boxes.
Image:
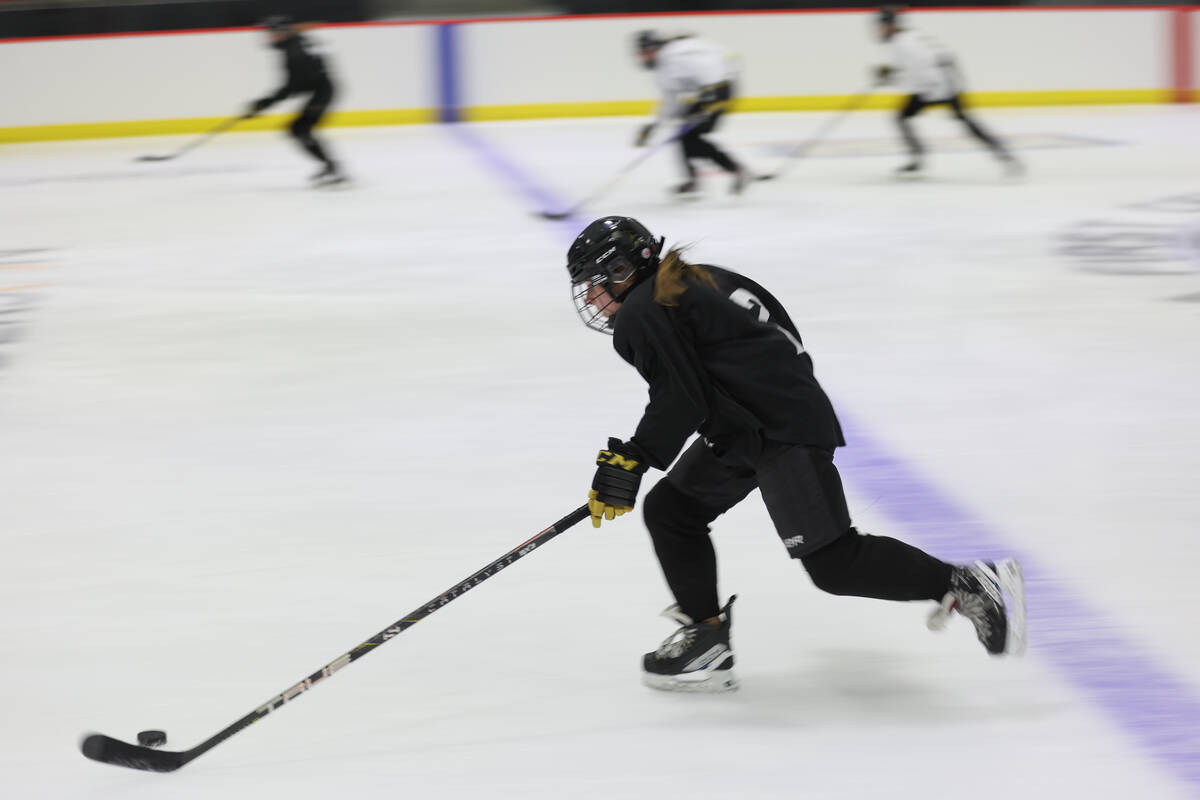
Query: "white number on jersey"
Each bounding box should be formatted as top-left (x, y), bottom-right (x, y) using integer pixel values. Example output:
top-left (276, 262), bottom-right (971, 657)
top-left (728, 288), bottom-right (805, 355)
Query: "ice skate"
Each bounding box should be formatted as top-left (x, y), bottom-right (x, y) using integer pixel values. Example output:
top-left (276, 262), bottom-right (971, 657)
top-left (895, 160), bottom-right (924, 177)
top-left (729, 166), bottom-right (750, 195)
top-left (310, 162), bottom-right (348, 187)
top-left (928, 559), bottom-right (1026, 656)
top-left (642, 596), bottom-right (738, 693)
top-left (999, 152), bottom-right (1024, 178)
top-left (673, 178), bottom-right (700, 197)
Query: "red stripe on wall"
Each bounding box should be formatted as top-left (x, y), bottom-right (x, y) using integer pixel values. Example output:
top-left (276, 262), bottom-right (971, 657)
top-left (1173, 7), bottom-right (1195, 103)
top-left (0, 6), bottom-right (1192, 45)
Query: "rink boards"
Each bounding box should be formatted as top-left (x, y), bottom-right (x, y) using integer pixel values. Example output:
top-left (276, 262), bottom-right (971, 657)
top-left (0, 6), bottom-right (1196, 143)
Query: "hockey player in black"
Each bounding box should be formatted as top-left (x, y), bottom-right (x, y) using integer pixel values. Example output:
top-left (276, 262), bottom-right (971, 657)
top-left (567, 216), bottom-right (1026, 693)
top-left (246, 16), bottom-right (345, 185)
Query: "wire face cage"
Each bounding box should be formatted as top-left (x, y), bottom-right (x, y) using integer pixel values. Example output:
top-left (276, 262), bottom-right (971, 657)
top-left (571, 279), bottom-right (620, 335)
top-left (568, 245), bottom-right (638, 334)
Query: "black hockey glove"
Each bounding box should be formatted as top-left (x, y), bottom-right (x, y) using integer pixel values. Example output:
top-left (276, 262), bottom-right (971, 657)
top-left (635, 123), bottom-right (655, 147)
top-left (874, 64), bottom-right (895, 86)
top-left (589, 438), bottom-right (649, 528)
top-left (246, 98), bottom-right (272, 118)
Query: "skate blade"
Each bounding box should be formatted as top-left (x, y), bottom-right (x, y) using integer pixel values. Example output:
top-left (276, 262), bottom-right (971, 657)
top-left (926, 593), bottom-right (955, 632)
top-left (312, 176), bottom-right (351, 190)
top-left (642, 669), bottom-right (738, 694)
top-left (996, 558), bottom-right (1027, 656)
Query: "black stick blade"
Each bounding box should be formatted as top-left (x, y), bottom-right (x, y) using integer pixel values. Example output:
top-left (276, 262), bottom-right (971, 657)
top-left (537, 210), bottom-right (571, 220)
top-left (80, 733), bottom-right (189, 772)
top-left (134, 155), bottom-right (174, 163)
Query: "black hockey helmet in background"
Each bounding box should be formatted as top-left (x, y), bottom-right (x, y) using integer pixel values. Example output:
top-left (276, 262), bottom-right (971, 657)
top-left (567, 216), bottom-right (664, 334)
top-left (634, 29), bottom-right (667, 53)
top-left (263, 14), bottom-right (295, 34)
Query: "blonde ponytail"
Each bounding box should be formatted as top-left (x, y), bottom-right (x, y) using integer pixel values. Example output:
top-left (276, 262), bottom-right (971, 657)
top-left (653, 247), bottom-right (718, 306)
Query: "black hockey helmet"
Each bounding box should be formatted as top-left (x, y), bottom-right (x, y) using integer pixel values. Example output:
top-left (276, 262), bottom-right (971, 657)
top-left (877, 6), bottom-right (901, 26)
top-left (567, 216), bottom-right (664, 334)
top-left (634, 29), bottom-right (666, 52)
top-left (263, 14), bottom-right (294, 34)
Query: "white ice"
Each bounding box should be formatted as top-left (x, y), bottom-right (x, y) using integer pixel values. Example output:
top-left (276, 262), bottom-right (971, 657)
top-left (1, 106), bottom-right (1199, 799)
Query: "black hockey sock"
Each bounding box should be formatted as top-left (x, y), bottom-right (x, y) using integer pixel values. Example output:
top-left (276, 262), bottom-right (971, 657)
top-left (897, 118), bottom-right (924, 159)
top-left (959, 115), bottom-right (1004, 154)
top-left (800, 529), bottom-right (952, 601)
top-left (678, 148), bottom-right (698, 181)
top-left (298, 135), bottom-right (332, 166)
top-left (643, 480), bottom-right (723, 622)
top-left (687, 137), bottom-right (739, 173)
top-left (709, 148), bottom-right (740, 174)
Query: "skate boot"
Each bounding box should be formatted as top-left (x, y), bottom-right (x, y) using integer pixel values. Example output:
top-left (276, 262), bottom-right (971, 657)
top-left (311, 161), bottom-right (347, 187)
top-left (928, 560), bottom-right (1026, 656)
top-left (730, 167), bottom-right (749, 195)
top-left (673, 179), bottom-right (700, 196)
top-left (999, 152), bottom-right (1024, 178)
top-left (895, 160), bottom-right (923, 177)
top-left (642, 596), bottom-right (738, 693)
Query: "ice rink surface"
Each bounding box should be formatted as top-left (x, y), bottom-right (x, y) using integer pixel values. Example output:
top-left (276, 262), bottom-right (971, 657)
top-left (2, 106), bottom-right (1198, 799)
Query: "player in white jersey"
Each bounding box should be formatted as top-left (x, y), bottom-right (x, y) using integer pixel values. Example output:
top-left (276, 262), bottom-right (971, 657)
top-left (635, 30), bottom-right (749, 196)
top-left (875, 7), bottom-right (1020, 176)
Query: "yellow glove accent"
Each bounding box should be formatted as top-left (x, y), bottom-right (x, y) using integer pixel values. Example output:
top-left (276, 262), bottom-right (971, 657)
top-left (596, 449), bottom-right (641, 471)
top-left (588, 489), bottom-right (633, 529)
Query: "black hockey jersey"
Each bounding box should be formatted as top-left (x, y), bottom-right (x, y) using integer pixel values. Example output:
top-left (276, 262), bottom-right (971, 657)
top-left (613, 265), bottom-right (844, 470)
top-left (263, 33), bottom-right (332, 105)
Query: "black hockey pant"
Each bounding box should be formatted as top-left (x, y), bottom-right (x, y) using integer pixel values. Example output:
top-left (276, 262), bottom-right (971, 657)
top-left (288, 82), bottom-right (336, 167)
top-left (643, 437), bottom-right (953, 623)
top-left (897, 93), bottom-right (1008, 160)
top-left (679, 82), bottom-right (740, 180)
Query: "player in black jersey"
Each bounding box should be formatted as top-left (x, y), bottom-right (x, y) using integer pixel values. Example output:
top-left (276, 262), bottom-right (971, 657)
top-left (567, 216), bottom-right (1026, 693)
top-left (246, 16), bottom-right (344, 185)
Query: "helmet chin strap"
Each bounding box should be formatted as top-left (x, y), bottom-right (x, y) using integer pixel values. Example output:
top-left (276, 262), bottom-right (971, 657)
top-left (611, 258), bottom-right (658, 301)
top-left (610, 278), bottom-right (636, 301)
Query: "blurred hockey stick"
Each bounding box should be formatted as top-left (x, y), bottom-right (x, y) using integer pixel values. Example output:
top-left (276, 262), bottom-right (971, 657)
top-left (538, 118), bottom-right (703, 221)
top-left (79, 503), bottom-right (591, 773)
top-left (134, 114), bottom-right (249, 163)
top-left (758, 88), bottom-right (876, 180)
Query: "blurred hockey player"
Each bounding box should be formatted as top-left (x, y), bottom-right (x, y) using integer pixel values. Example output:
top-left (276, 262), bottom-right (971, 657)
top-left (634, 30), bottom-right (749, 196)
top-left (566, 216), bottom-right (1026, 693)
top-left (246, 16), bottom-right (345, 186)
top-left (875, 7), bottom-right (1020, 176)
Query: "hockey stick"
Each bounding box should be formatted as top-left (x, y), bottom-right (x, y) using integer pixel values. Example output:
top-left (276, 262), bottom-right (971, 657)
top-left (757, 88), bottom-right (876, 181)
top-left (134, 114), bottom-right (249, 163)
top-left (80, 503), bottom-right (591, 773)
top-left (538, 118), bottom-right (702, 220)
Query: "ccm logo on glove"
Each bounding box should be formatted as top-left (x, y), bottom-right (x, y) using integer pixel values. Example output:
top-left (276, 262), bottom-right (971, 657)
top-left (588, 438), bottom-right (649, 528)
